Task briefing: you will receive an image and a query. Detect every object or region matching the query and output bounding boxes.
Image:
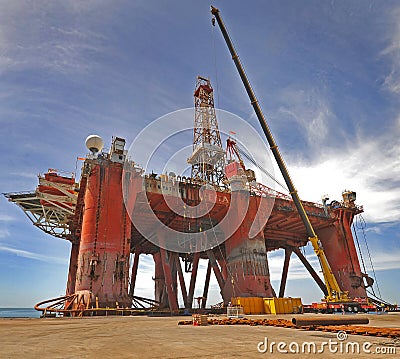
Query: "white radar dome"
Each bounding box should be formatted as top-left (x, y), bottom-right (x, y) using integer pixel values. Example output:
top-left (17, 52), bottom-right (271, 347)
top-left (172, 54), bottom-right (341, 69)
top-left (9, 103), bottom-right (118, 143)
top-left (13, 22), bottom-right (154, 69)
top-left (85, 135), bottom-right (104, 154)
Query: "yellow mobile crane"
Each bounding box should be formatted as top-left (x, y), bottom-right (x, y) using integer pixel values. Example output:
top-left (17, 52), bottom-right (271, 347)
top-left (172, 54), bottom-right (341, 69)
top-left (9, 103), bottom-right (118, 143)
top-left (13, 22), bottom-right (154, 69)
top-left (211, 6), bottom-right (356, 310)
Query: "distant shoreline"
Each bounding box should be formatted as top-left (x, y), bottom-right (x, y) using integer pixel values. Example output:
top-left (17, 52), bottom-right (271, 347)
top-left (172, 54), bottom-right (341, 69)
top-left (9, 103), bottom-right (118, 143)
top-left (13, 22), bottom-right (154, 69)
top-left (0, 308), bottom-right (40, 318)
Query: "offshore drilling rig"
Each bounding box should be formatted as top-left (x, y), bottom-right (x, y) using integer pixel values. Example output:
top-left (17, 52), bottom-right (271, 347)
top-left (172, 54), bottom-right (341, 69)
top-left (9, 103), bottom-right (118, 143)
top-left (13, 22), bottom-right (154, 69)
top-left (4, 75), bottom-right (375, 315)
top-left (3, 7), bottom-right (385, 316)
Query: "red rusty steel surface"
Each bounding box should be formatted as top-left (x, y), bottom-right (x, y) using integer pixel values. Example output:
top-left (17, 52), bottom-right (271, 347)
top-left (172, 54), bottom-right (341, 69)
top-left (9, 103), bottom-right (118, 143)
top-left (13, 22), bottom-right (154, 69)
top-left (37, 174), bottom-right (76, 209)
top-left (74, 160), bottom-right (141, 308)
top-left (66, 242), bottom-right (79, 296)
top-left (44, 172), bottom-right (75, 185)
top-left (221, 192), bottom-right (274, 299)
top-left (159, 247), bottom-right (179, 313)
top-left (67, 173), bottom-right (88, 243)
top-left (153, 251), bottom-right (169, 309)
top-left (129, 189), bottom-right (337, 255)
top-left (127, 178), bottom-right (366, 304)
top-left (318, 208), bottom-right (367, 298)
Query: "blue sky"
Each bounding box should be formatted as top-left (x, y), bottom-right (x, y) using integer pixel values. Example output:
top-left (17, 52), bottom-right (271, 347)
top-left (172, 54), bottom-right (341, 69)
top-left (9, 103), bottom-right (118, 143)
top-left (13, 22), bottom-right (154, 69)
top-left (0, 0), bottom-right (399, 307)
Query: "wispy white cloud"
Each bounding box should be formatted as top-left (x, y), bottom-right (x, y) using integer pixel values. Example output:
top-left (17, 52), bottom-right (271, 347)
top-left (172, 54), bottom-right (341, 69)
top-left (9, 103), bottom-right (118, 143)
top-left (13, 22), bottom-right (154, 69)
top-left (0, 213), bottom-right (14, 239)
top-left (0, 214), bottom-right (16, 222)
top-left (0, 228), bottom-right (10, 239)
top-left (276, 87), bottom-right (333, 148)
top-left (9, 171), bottom-right (38, 180)
top-left (285, 117), bottom-right (400, 223)
top-left (381, 7), bottom-right (400, 94)
top-left (0, 245), bottom-right (67, 264)
top-left (251, 83), bottom-right (399, 223)
top-left (369, 250), bottom-right (400, 271)
top-left (363, 221), bottom-right (398, 235)
top-left (0, 1), bottom-right (111, 75)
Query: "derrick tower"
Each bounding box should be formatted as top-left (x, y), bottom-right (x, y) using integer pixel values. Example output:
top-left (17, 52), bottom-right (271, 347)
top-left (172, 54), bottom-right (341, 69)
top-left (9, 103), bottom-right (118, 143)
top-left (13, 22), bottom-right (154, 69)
top-left (187, 76), bottom-right (226, 188)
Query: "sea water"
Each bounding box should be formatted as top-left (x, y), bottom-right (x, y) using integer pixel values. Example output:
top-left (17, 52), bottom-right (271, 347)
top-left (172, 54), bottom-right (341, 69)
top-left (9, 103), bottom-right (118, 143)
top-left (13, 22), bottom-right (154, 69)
top-left (0, 308), bottom-right (40, 318)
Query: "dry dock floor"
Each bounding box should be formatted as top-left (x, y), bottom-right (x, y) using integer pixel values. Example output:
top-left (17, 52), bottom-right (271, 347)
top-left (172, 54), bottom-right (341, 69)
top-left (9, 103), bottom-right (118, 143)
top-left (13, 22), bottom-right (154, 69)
top-left (0, 313), bottom-right (399, 358)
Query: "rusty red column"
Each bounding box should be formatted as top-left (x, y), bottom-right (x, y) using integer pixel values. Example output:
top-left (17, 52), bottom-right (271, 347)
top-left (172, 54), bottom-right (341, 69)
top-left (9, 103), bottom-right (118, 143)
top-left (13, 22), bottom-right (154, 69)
top-left (153, 252), bottom-right (169, 308)
top-left (317, 208), bottom-right (367, 298)
top-left (66, 242), bottom-right (80, 296)
top-left (74, 155), bottom-right (139, 308)
top-left (222, 189), bottom-right (274, 301)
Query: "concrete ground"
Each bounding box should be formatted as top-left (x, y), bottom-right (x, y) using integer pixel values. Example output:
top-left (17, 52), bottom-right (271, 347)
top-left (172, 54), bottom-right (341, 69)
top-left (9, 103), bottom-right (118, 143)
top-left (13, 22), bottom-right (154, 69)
top-left (0, 313), bottom-right (399, 358)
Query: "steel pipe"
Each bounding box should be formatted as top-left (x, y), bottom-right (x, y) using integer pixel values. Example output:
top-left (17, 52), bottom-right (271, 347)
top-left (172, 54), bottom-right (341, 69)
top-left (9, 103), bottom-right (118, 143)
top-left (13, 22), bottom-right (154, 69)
top-left (292, 316), bottom-right (369, 326)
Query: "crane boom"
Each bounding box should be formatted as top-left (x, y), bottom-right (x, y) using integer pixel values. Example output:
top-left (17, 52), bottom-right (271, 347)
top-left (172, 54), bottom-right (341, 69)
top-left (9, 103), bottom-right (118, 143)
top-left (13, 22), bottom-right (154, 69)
top-left (211, 6), bottom-right (348, 302)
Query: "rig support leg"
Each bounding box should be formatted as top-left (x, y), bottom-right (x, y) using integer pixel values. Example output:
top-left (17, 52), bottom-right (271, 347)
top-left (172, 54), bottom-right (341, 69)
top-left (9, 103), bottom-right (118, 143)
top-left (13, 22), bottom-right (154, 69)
top-left (201, 260), bottom-right (212, 309)
top-left (171, 253), bottom-right (178, 304)
top-left (159, 248), bottom-right (179, 313)
top-left (153, 252), bottom-right (168, 308)
top-left (206, 249), bottom-right (225, 292)
top-left (293, 247), bottom-right (328, 296)
top-left (279, 247), bottom-right (292, 298)
top-left (218, 259), bottom-right (228, 282)
top-left (174, 254), bottom-right (188, 309)
top-left (187, 252), bottom-right (200, 309)
top-left (129, 249), bottom-right (140, 297)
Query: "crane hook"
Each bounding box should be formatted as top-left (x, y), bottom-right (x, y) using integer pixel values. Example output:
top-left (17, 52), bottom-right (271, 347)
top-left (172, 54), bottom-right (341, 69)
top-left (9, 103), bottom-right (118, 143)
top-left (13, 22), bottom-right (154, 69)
top-left (212, 17), bottom-right (216, 26)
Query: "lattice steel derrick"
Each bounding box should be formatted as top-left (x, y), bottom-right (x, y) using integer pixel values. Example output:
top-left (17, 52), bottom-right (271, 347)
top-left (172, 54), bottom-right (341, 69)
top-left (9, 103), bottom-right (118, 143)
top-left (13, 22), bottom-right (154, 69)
top-left (188, 76), bottom-right (227, 189)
